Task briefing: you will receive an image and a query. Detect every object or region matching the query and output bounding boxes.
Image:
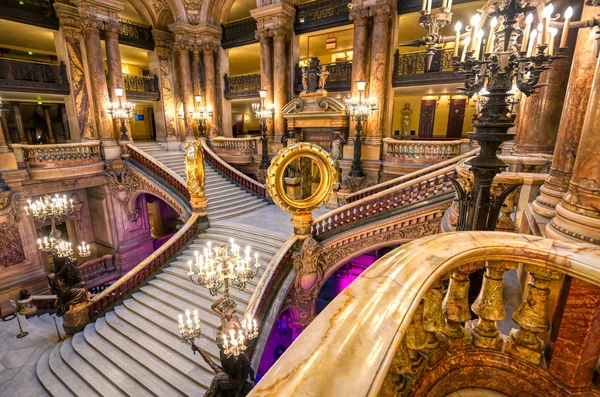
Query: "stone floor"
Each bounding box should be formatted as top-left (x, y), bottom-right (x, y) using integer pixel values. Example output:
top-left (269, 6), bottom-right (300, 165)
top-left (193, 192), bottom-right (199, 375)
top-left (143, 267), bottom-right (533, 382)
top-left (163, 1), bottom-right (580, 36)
top-left (0, 315), bottom-right (51, 397)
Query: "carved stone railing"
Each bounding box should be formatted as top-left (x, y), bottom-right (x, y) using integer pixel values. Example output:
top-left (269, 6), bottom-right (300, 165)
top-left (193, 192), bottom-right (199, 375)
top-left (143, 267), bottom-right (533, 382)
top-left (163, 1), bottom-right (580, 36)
top-left (87, 214), bottom-right (199, 320)
top-left (210, 137), bottom-right (259, 155)
top-left (15, 141), bottom-right (102, 169)
top-left (201, 139), bottom-right (269, 199)
top-left (127, 144), bottom-right (190, 201)
top-left (293, 61), bottom-right (352, 93)
top-left (0, 58), bottom-right (69, 94)
top-left (251, 232), bottom-right (600, 397)
top-left (295, 0), bottom-right (352, 34)
top-left (153, 233), bottom-right (175, 250)
top-left (345, 148), bottom-right (480, 204)
top-left (77, 254), bottom-right (116, 286)
top-left (383, 138), bottom-right (462, 163)
top-left (222, 17), bottom-right (258, 49)
top-left (392, 49), bottom-right (462, 87)
top-left (224, 73), bottom-right (261, 99)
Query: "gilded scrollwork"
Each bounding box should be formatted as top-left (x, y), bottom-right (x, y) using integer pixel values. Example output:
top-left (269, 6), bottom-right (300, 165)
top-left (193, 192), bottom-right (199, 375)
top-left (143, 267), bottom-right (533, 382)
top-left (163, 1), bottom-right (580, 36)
top-left (105, 159), bottom-right (142, 222)
top-left (184, 140), bottom-right (205, 199)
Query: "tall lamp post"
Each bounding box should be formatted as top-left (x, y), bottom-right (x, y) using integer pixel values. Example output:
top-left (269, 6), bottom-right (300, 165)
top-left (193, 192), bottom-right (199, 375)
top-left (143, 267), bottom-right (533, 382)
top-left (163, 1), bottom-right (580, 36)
top-left (252, 90), bottom-right (275, 170)
top-left (345, 81), bottom-right (377, 178)
top-left (191, 95), bottom-right (212, 138)
top-left (107, 87), bottom-right (135, 141)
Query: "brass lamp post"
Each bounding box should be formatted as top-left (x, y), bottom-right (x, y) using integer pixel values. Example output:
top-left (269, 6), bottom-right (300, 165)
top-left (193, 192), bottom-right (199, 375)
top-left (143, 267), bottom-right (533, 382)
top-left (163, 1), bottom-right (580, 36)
top-left (191, 95), bottom-right (212, 138)
top-left (107, 87), bottom-right (135, 141)
top-left (252, 90), bottom-right (275, 170)
top-left (345, 80), bottom-right (377, 178)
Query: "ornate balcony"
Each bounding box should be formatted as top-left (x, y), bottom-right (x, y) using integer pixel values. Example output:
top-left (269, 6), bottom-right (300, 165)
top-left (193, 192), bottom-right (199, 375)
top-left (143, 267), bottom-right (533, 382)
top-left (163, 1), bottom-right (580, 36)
top-left (0, 58), bottom-right (69, 94)
top-left (295, 0), bottom-right (352, 34)
top-left (123, 73), bottom-right (160, 101)
top-left (222, 17), bottom-right (258, 49)
top-left (210, 137), bottom-right (259, 165)
top-left (224, 72), bottom-right (261, 99)
top-left (392, 48), bottom-right (462, 87)
top-left (382, 138), bottom-right (464, 174)
top-left (100, 18), bottom-right (155, 50)
top-left (293, 60), bottom-right (352, 93)
top-left (0, 0), bottom-right (58, 29)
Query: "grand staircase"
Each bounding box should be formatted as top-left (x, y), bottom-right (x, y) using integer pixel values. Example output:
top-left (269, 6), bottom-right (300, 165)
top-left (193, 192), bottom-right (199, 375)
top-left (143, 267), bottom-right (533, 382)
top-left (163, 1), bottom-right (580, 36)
top-left (133, 141), bottom-right (269, 221)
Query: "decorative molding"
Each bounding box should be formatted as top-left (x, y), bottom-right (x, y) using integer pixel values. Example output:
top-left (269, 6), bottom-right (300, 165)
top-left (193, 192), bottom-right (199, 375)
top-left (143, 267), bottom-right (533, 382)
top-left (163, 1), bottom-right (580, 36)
top-left (0, 191), bottom-right (25, 267)
top-left (105, 159), bottom-right (142, 222)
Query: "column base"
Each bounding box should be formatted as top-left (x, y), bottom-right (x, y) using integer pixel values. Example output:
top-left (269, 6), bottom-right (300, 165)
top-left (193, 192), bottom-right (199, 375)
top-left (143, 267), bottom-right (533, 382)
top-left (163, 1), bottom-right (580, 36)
top-left (0, 152), bottom-right (18, 171)
top-left (166, 136), bottom-right (181, 152)
top-left (532, 184), bottom-right (564, 219)
top-left (101, 139), bottom-right (121, 160)
top-left (546, 203), bottom-right (600, 246)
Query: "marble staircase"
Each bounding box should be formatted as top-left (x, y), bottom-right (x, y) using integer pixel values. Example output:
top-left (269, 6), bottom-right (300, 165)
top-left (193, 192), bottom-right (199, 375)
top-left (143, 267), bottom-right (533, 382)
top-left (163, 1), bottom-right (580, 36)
top-left (35, 221), bottom-right (287, 396)
top-left (133, 141), bottom-right (268, 221)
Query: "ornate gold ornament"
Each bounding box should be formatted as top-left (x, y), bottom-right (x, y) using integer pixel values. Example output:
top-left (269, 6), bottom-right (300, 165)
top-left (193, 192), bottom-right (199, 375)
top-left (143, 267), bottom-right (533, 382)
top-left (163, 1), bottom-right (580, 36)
top-left (184, 139), bottom-right (208, 214)
top-left (267, 142), bottom-right (337, 236)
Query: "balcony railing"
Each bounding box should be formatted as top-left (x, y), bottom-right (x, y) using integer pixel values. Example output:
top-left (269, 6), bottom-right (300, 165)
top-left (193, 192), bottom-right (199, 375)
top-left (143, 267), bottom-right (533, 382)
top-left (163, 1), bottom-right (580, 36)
top-left (383, 138), bottom-right (462, 162)
top-left (0, 58), bottom-right (69, 94)
top-left (224, 73), bottom-right (261, 99)
top-left (392, 48), bottom-right (462, 86)
top-left (295, 0), bottom-right (352, 34)
top-left (0, 0), bottom-right (59, 29)
top-left (78, 254), bottom-right (118, 288)
top-left (222, 17), bottom-right (258, 49)
top-left (293, 60), bottom-right (352, 93)
top-left (211, 137), bottom-right (259, 155)
top-left (123, 73), bottom-right (160, 100)
top-left (118, 18), bottom-right (154, 50)
top-left (15, 141), bottom-right (101, 168)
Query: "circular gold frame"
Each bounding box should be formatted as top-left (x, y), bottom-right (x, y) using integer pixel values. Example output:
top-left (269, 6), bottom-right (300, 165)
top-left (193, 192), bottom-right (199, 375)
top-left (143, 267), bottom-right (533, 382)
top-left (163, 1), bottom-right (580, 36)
top-left (267, 142), bottom-right (338, 214)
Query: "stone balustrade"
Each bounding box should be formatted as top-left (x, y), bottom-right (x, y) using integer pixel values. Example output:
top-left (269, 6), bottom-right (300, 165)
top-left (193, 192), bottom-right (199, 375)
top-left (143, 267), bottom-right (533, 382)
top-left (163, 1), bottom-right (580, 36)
top-left (211, 137), bottom-right (259, 155)
top-left (77, 254), bottom-right (117, 288)
top-left (0, 58), bottom-right (69, 94)
top-left (383, 138), bottom-right (462, 163)
top-left (251, 232), bottom-right (600, 397)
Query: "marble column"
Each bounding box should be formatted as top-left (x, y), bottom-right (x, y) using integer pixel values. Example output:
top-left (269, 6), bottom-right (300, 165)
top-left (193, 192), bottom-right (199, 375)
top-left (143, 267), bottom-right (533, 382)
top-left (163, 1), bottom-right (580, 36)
top-left (104, 23), bottom-right (130, 140)
top-left (349, 6), bottom-right (370, 98)
top-left (0, 112), bottom-right (9, 152)
top-left (177, 44), bottom-right (194, 139)
top-left (532, 2), bottom-right (600, 219)
top-left (155, 43), bottom-right (178, 146)
top-left (203, 44), bottom-right (218, 137)
top-left (10, 103), bottom-right (27, 144)
top-left (547, 44), bottom-right (600, 245)
top-left (42, 106), bottom-right (57, 144)
top-left (366, 4), bottom-right (393, 138)
top-left (191, 46), bottom-right (203, 96)
top-left (0, 111), bottom-right (12, 146)
top-left (59, 104), bottom-right (71, 141)
top-left (82, 20), bottom-right (115, 145)
top-left (273, 29), bottom-right (289, 141)
top-left (258, 32), bottom-right (274, 138)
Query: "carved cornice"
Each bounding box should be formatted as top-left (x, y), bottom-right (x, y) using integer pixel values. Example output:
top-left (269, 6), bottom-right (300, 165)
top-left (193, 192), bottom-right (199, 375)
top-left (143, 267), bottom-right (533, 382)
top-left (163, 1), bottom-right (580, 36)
top-left (168, 22), bottom-right (222, 50)
top-left (251, 2), bottom-right (295, 38)
top-left (349, 4), bottom-right (370, 22)
top-left (152, 29), bottom-right (174, 53)
top-left (54, 2), bottom-right (82, 31)
top-left (369, 0), bottom-right (396, 19)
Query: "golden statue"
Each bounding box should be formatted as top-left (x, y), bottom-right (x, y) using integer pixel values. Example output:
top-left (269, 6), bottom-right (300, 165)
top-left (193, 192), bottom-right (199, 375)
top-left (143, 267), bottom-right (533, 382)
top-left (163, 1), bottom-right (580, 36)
top-left (184, 140), bottom-right (206, 199)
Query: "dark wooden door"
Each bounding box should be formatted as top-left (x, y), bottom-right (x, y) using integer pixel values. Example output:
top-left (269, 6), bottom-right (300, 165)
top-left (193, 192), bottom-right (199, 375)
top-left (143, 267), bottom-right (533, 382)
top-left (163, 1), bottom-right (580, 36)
top-left (418, 100), bottom-right (437, 138)
top-left (446, 98), bottom-right (466, 138)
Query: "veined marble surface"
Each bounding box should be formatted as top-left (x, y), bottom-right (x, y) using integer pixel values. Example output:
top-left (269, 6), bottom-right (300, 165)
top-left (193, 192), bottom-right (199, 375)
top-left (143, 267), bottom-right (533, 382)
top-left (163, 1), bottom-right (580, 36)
top-left (249, 232), bottom-right (600, 397)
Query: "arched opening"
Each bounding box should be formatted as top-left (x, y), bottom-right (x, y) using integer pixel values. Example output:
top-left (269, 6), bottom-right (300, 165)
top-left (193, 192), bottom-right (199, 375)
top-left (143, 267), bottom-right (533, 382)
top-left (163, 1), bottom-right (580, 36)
top-left (141, 193), bottom-right (184, 247)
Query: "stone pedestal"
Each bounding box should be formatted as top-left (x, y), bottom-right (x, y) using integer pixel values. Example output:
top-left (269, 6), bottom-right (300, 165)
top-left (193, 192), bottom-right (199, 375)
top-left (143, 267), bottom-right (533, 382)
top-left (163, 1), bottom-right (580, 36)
top-left (101, 139), bottom-right (122, 160)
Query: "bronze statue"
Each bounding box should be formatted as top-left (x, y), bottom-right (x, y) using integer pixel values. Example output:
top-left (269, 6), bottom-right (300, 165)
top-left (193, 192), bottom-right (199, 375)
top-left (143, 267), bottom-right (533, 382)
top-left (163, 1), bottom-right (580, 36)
top-left (48, 256), bottom-right (89, 317)
top-left (401, 103), bottom-right (412, 138)
top-left (211, 297), bottom-right (243, 348)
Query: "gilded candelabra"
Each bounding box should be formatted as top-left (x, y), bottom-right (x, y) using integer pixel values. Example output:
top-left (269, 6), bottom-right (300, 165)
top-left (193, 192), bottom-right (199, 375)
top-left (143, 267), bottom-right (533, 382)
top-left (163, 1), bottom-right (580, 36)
top-left (345, 80), bottom-right (377, 178)
top-left (252, 89), bottom-right (275, 170)
top-left (107, 87), bottom-right (135, 141)
top-left (414, 0), bottom-right (454, 71)
top-left (190, 95), bottom-right (212, 138)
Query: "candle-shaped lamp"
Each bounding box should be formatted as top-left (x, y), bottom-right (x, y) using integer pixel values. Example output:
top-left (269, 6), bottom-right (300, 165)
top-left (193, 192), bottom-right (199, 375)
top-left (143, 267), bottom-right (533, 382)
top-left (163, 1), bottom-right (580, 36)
top-left (521, 13), bottom-right (534, 52)
top-left (454, 22), bottom-right (462, 57)
top-left (541, 4), bottom-right (554, 46)
top-left (527, 29), bottom-right (538, 57)
top-left (549, 27), bottom-right (558, 55)
top-left (559, 6), bottom-right (573, 48)
top-left (485, 17), bottom-right (498, 54)
top-left (461, 37), bottom-right (471, 62)
top-left (469, 14), bottom-right (481, 51)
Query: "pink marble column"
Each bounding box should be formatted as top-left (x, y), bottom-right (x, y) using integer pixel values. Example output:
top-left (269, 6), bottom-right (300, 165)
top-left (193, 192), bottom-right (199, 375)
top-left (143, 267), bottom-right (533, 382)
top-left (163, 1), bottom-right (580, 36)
top-left (177, 44), bottom-right (195, 139)
top-left (349, 6), bottom-right (370, 97)
top-left (104, 23), bottom-right (130, 140)
top-left (191, 46), bottom-right (203, 96)
top-left (273, 29), bottom-right (289, 140)
top-left (203, 45), bottom-right (218, 137)
top-left (10, 102), bottom-right (27, 144)
top-left (258, 32), bottom-right (274, 138)
top-left (0, 112), bottom-right (9, 152)
top-left (42, 106), bottom-right (56, 144)
top-left (532, 2), bottom-right (600, 219)
top-left (156, 45), bottom-right (177, 139)
top-left (82, 20), bottom-right (114, 141)
top-left (366, 3), bottom-right (394, 138)
top-left (547, 43), bottom-right (600, 245)
top-left (0, 112), bottom-right (11, 145)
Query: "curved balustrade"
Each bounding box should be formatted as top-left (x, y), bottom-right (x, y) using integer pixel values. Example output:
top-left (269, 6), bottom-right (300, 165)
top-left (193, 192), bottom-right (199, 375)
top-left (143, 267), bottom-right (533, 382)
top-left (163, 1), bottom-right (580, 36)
top-left (77, 254), bottom-right (116, 287)
top-left (87, 214), bottom-right (199, 320)
top-left (345, 148), bottom-right (480, 204)
top-left (201, 139), bottom-right (268, 199)
top-left (127, 144), bottom-right (190, 200)
top-left (383, 138), bottom-right (462, 162)
top-left (211, 137), bottom-right (259, 155)
top-left (251, 232), bottom-right (600, 397)
top-left (17, 141), bottom-right (102, 168)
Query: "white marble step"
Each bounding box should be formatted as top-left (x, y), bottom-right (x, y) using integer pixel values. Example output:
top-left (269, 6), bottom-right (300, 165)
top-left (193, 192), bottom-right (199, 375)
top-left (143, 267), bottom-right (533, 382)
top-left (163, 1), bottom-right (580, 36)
top-left (205, 187), bottom-right (245, 199)
top-left (194, 231), bottom-right (282, 252)
top-left (84, 322), bottom-right (183, 396)
top-left (37, 350), bottom-right (74, 397)
top-left (49, 343), bottom-right (98, 396)
top-left (103, 311), bottom-right (210, 391)
top-left (206, 192), bottom-right (256, 207)
top-left (60, 338), bottom-right (126, 397)
top-left (209, 202), bottom-right (269, 220)
top-left (72, 332), bottom-right (149, 397)
top-left (28, 314), bottom-right (58, 333)
top-left (40, 313), bottom-right (61, 327)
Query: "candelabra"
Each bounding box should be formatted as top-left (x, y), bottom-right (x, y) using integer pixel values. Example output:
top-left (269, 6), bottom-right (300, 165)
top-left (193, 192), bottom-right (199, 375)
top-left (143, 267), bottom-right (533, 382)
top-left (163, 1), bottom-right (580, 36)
top-left (107, 87), bottom-right (135, 141)
top-left (25, 194), bottom-right (74, 243)
top-left (191, 95), bottom-right (212, 138)
top-left (178, 309), bottom-right (202, 343)
top-left (252, 90), bottom-right (275, 170)
top-left (345, 81), bottom-right (377, 178)
top-left (451, 1), bottom-right (571, 232)
top-left (414, 0), bottom-right (454, 71)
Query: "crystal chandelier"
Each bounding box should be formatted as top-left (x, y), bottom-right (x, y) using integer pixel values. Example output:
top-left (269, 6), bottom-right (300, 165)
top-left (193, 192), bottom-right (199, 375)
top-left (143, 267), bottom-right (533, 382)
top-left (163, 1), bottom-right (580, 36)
top-left (190, 95), bottom-right (212, 138)
top-left (25, 194), bottom-right (74, 242)
top-left (253, 89), bottom-right (276, 170)
top-left (188, 239), bottom-right (260, 296)
top-left (107, 87), bottom-right (135, 141)
top-left (345, 80), bottom-right (377, 178)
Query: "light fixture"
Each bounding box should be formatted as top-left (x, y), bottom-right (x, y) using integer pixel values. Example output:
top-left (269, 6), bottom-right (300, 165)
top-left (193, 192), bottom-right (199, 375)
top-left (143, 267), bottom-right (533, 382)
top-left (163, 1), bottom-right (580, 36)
top-left (190, 95), bottom-right (212, 137)
top-left (107, 87), bottom-right (135, 141)
top-left (25, 194), bottom-right (74, 243)
top-left (253, 89), bottom-right (275, 170)
top-left (345, 80), bottom-right (377, 178)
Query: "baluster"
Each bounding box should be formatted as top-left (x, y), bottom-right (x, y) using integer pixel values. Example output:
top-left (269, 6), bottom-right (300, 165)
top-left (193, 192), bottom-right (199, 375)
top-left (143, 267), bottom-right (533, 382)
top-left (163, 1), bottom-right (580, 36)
top-left (506, 265), bottom-right (561, 365)
top-left (423, 279), bottom-right (444, 349)
top-left (405, 300), bottom-right (430, 369)
top-left (380, 339), bottom-right (411, 396)
top-left (441, 263), bottom-right (480, 348)
top-left (468, 261), bottom-right (515, 349)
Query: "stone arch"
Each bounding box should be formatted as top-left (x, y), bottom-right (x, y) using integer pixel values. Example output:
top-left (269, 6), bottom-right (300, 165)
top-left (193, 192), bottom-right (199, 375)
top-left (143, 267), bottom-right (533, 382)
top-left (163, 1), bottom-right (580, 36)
top-left (124, 0), bottom-right (156, 26)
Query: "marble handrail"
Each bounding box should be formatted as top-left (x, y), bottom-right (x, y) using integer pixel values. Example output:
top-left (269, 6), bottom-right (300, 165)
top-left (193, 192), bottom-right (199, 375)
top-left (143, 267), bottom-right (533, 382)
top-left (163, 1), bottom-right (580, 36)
top-left (344, 147), bottom-right (481, 204)
top-left (77, 254), bottom-right (116, 283)
top-left (87, 214), bottom-right (199, 320)
top-left (13, 141), bottom-right (102, 168)
top-left (201, 139), bottom-right (268, 198)
top-left (383, 138), bottom-right (462, 161)
top-left (210, 137), bottom-right (259, 154)
top-left (250, 232), bottom-right (600, 397)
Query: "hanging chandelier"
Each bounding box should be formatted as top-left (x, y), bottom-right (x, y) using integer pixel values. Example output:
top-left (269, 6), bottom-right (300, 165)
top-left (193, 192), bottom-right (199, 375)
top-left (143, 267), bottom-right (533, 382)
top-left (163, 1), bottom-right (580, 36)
top-left (26, 193), bottom-right (74, 242)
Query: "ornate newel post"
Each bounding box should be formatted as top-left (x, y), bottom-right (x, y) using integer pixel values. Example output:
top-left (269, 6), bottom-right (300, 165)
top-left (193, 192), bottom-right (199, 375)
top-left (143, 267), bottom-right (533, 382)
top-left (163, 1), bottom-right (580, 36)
top-left (184, 139), bottom-right (209, 228)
